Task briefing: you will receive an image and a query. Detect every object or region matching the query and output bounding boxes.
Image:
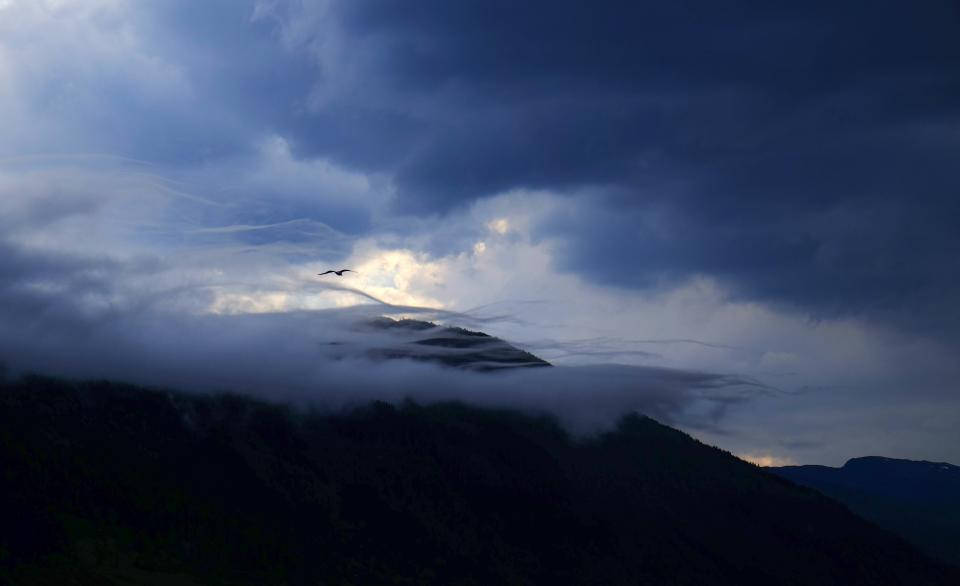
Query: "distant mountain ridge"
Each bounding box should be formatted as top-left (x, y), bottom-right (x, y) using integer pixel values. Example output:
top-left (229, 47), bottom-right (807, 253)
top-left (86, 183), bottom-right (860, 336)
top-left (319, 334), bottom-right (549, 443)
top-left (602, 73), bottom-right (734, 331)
top-left (771, 456), bottom-right (960, 566)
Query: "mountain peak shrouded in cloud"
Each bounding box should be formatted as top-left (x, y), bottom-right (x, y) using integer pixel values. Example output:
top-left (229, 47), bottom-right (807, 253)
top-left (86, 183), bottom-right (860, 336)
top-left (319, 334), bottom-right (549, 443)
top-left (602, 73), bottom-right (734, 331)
top-left (2, 0), bottom-right (960, 466)
top-left (360, 317), bottom-right (551, 370)
top-left (0, 258), bottom-right (761, 436)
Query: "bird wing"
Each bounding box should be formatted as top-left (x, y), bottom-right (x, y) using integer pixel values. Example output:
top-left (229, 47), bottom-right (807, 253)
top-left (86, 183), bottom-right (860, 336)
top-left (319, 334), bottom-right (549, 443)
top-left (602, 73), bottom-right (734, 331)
top-left (318, 270), bottom-right (334, 275)
top-left (340, 269), bottom-right (353, 274)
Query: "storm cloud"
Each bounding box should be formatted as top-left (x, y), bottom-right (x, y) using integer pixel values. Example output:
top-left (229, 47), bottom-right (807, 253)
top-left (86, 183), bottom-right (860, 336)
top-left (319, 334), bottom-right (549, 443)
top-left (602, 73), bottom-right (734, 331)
top-left (2, 0), bottom-right (959, 465)
top-left (259, 0), bottom-right (960, 335)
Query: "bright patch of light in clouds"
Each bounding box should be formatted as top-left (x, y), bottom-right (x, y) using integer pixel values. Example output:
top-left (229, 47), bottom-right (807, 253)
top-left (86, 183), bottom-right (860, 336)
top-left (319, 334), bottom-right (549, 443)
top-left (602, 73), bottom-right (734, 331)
top-left (488, 218), bottom-right (509, 234)
top-left (739, 454), bottom-right (796, 467)
top-left (346, 246), bottom-right (446, 308)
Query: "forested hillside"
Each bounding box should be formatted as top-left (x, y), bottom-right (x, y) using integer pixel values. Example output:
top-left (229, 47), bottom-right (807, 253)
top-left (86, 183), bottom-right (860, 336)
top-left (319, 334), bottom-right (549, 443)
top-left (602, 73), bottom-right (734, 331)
top-left (1, 376), bottom-right (956, 585)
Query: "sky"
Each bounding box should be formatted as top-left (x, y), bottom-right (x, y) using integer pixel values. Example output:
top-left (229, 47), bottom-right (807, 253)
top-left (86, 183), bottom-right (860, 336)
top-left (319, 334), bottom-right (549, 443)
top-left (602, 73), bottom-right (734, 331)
top-left (1, 0), bottom-right (959, 466)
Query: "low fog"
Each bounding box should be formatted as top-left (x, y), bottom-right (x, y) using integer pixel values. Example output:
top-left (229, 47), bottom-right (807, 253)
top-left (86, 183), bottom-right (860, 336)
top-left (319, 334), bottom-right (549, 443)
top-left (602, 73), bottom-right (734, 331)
top-left (0, 267), bottom-right (760, 435)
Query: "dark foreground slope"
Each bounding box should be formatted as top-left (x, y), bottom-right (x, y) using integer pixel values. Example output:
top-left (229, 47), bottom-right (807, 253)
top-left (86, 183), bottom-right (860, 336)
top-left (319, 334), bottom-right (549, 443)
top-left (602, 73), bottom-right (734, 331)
top-left (1, 377), bottom-right (956, 585)
top-left (771, 457), bottom-right (960, 567)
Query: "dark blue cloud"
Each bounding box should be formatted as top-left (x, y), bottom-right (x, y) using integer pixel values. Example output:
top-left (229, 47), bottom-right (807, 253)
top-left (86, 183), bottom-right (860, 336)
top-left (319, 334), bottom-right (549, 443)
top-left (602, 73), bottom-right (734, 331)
top-left (9, 0), bottom-right (959, 337)
top-left (541, 193), bottom-right (960, 336)
top-left (294, 0), bottom-right (960, 336)
top-left (320, 0), bottom-right (960, 203)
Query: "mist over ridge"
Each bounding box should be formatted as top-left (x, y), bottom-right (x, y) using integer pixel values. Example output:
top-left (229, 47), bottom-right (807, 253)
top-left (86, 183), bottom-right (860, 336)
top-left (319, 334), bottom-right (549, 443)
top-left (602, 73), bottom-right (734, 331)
top-left (0, 283), bottom-right (762, 437)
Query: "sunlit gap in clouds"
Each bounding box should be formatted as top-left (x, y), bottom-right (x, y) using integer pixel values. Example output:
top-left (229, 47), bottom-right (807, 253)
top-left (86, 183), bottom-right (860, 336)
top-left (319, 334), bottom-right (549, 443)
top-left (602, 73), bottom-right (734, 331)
top-left (0, 154), bottom-right (772, 441)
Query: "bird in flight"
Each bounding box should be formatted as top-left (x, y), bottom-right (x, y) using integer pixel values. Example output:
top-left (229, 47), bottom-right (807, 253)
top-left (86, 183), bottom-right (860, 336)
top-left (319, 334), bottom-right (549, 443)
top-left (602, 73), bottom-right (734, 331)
top-left (318, 269), bottom-right (353, 276)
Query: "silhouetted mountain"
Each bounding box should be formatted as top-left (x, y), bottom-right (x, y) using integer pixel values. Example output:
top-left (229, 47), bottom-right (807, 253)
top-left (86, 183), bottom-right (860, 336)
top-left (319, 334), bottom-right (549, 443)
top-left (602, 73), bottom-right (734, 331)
top-left (771, 457), bottom-right (960, 566)
top-left (2, 376), bottom-right (957, 585)
top-left (361, 317), bottom-right (551, 370)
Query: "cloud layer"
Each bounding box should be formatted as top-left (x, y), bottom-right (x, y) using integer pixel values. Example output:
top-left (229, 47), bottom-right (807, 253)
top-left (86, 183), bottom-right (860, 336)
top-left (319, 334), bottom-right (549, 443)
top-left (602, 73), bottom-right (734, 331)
top-left (2, 0), bottom-right (959, 465)
top-left (0, 237), bottom-right (762, 435)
